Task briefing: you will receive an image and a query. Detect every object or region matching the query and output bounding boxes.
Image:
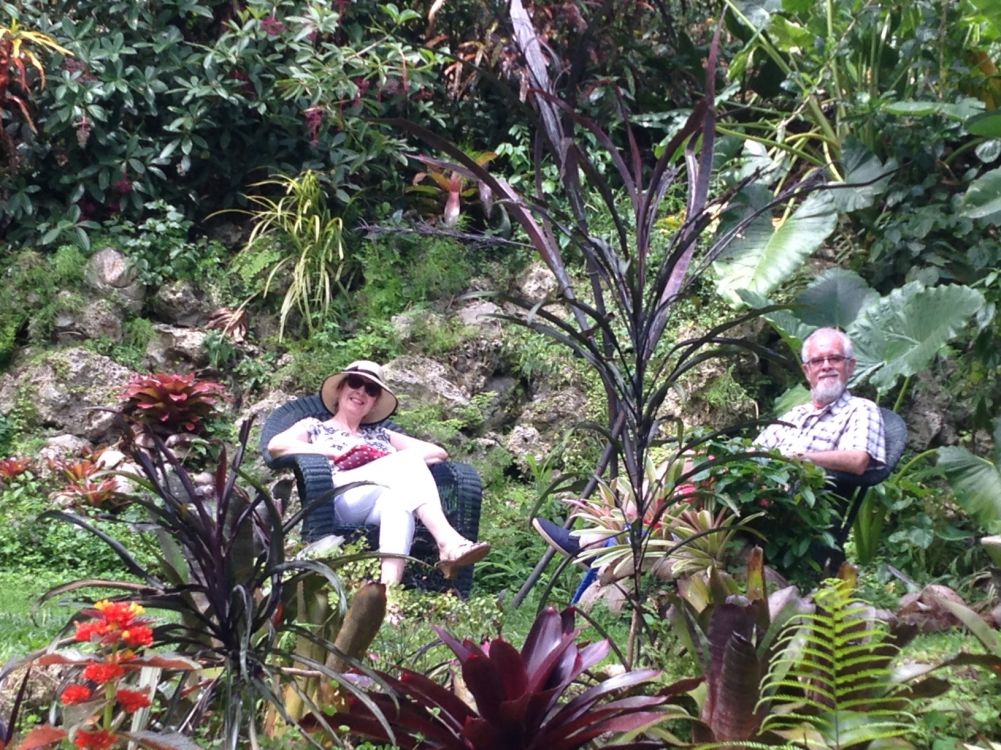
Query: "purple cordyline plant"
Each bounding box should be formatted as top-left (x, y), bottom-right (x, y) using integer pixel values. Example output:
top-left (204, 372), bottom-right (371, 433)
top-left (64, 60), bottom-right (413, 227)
top-left (332, 606), bottom-right (665, 749)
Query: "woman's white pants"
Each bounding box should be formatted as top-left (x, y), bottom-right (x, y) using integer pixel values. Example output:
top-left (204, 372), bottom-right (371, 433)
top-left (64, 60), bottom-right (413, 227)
top-left (331, 451), bottom-right (439, 556)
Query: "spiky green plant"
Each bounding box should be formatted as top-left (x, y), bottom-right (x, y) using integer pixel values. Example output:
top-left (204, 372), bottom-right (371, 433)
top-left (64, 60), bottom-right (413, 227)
top-left (231, 169), bottom-right (347, 339)
top-left (759, 577), bottom-right (916, 748)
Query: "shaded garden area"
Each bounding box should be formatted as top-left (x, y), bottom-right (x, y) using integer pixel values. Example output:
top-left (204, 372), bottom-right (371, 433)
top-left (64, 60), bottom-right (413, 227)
top-left (3, 0), bottom-right (1001, 747)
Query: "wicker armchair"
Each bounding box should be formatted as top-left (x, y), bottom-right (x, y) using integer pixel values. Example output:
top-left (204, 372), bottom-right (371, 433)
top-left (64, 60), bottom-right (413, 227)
top-left (259, 395), bottom-right (483, 596)
top-left (825, 407), bottom-right (908, 568)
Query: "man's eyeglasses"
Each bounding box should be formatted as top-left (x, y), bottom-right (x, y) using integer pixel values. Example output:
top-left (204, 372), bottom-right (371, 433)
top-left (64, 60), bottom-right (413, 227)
top-left (344, 374), bottom-right (382, 398)
top-left (804, 354), bottom-right (850, 368)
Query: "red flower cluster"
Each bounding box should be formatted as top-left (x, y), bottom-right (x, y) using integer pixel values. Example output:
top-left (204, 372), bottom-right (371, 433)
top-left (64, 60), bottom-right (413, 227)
top-left (81, 662), bottom-right (125, 685)
top-left (74, 728), bottom-right (117, 750)
top-left (60, 684), bottom-right (94, 705)
top-left (115, 688), bottom-right (152, 713)
top-left (75, 600), bottom-right (154, 648)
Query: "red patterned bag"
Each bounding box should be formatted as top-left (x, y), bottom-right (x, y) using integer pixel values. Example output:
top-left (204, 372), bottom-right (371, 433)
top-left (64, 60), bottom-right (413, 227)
top-left (333, 444), bottom-right (390, 471)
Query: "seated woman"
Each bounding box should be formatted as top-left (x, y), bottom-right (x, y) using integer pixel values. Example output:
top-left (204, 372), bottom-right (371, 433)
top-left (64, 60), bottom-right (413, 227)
top-left (267, 360), bottom-right (489, 586)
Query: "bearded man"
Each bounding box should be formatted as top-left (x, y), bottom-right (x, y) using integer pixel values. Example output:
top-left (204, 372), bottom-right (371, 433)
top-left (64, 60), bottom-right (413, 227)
top-left (534, 326), bottom-right (886, 559)
top-left (754, 327), bottom-right (885, 475)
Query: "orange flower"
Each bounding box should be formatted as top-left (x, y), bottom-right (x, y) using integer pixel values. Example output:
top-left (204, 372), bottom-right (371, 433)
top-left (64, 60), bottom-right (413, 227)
top-left (116, 688), bottom-right (151, 713)
top-left (75, 620), bottom-right (109, 642)
top-left (60, 684), bottom-right (94, 705)
top-left (74, 729), bottom-right (117, 749)
top-left (94, 600), bottom-right (145, 627)
top-left (121, 625), bottom-right (154, 648)
top-left (82, 661), bottom-right (125, 685)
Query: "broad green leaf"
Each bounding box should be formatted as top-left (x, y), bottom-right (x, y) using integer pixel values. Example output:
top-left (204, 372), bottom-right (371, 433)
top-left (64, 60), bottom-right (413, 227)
top-left (883, 98), bottom-right (984, 120)
top-left (796, 268), bottom-right (879, 328)
top-left (961, 166), bottom-right (1001, 221)
top-left (967, 111), bottom-right (1001, 138)
top-left (937, 446), bottom-right (1001, 529)
top-left (714, 189), bottom-right (837, 305)
top-left (849, 282), bottom-right (985, 393)
top-left (770, 383), bottom-right (810, 416)
top-left (832, 140), bottom-right (896, 212)
top-left (882, 100), bottom-right (946, 116)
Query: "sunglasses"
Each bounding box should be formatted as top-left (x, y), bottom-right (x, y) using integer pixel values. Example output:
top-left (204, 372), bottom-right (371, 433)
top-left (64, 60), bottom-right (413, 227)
top-left (344, 374), bottom-right (382, 398)
top-left (804, 354), bottom-right (850, 368)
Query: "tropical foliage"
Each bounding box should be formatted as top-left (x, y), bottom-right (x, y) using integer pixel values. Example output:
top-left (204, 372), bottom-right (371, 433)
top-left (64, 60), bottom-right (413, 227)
top-left (331, 605), bottom-right (665, 750)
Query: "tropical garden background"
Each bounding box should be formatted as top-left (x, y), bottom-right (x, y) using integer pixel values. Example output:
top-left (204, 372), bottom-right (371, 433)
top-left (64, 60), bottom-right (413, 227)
top-left (2, 0), bottom-right (1001, 747)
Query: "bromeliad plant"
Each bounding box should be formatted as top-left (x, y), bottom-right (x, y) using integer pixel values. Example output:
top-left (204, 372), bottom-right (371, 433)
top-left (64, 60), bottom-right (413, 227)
top-left (331, 605), bottom-right (665, 750)
top-left (121, 372), bottom-right (227, 437)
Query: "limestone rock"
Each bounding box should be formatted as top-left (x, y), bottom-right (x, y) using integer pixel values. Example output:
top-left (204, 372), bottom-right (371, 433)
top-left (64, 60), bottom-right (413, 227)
top-left (383, 355), bottom-right (470, 409)
top-left (0, 347), bottom-right (133, 442)
top-left (151, 280), bottom-right (213, 327)
top-left (84, 247), bottom-right (145, 314)
top-left (516, 261), bottom-right (559, 301)
top-left (145, 324), bottom-right (210, 369)
top-left (53, 294), bottom-right (123, 343)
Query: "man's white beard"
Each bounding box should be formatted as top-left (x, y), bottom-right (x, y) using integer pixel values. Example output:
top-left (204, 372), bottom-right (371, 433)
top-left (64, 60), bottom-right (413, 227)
top-left (812, 378), bottom-right (846, 406)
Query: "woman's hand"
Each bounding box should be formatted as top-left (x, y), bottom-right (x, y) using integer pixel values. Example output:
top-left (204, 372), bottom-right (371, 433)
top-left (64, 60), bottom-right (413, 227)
top-left (387, 431), bottom-right (449, 464)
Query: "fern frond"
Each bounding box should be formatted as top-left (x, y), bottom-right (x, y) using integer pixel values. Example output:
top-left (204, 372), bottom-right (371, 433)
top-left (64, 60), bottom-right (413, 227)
top-left (759, 578), bottom-right (917, 748)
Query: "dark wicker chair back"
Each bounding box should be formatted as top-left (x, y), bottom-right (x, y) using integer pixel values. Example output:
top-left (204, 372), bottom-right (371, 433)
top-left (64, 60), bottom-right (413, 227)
top-left (259, 395), bottom-right (483, 596)
top-left (826, 407), bottom-right (907, 567)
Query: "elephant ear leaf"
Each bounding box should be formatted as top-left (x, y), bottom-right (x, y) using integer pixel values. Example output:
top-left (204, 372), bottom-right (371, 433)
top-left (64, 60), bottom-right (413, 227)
top-left (831, 139), bottom-right (895, 213)
top-left (713, 189), bottom-right (837, 306)
top-left (796, 268), bottom-right (878, 329)
top-left (961, 165), bottom-right (1001, 223)
top-left (937, 446), bottom-right (1001, 529)
top-left (848, 282), bottom-right (985, 394)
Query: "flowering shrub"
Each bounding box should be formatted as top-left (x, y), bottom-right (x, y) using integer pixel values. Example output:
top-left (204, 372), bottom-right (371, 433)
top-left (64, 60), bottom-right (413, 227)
top-left (120, 372), bottom-right (227, 436)
top-left (19, 600), bottom-right (199, 750)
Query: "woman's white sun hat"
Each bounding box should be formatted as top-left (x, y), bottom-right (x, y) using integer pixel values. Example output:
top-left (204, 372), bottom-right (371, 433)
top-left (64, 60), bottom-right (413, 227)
top-left (319, 360), bottom-right (398, 424)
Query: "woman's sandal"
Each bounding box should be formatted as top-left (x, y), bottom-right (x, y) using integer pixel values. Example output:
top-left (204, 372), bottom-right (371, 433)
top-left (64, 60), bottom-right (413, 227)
top-left (437, 540), bottom-right (491, 580)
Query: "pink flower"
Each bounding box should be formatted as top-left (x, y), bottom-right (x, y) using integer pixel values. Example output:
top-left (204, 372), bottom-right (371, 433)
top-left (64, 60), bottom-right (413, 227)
top-left (260, 15), bottom-right (286, 36)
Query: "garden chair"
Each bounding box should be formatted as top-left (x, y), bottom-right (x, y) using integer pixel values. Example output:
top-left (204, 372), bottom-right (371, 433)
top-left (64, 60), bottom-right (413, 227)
top-left (822, 407), bottom-right (908, 570)
top-left (259, 395), bottom-right (483, 596)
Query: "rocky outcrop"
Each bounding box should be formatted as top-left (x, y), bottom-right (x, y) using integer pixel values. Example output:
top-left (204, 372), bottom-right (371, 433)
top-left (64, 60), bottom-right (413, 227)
top-left (0, 347), bottom-right (133, 443)
top-left (84, 247), bottom-right (145, 314)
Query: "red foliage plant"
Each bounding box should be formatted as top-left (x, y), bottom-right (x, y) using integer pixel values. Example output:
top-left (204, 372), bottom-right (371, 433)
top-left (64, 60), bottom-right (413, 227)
top-left (0, 456), bottom-right (31, 482)
top-left (121, 372), bottom-right (227, 435)
top-left (47, 451), bottom-right (125, 510)
top-left (332, 606), bottom-right (665, 750)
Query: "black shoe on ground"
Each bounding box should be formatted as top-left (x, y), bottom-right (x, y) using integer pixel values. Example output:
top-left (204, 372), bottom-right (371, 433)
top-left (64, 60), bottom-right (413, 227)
top-left (532, 517), bottom-right (584, 562)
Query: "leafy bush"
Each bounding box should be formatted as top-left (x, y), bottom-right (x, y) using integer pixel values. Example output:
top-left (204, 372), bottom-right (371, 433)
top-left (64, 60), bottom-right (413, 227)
top-left (698, 438), bottom-right (840, 580)
top-left (0, 467), bottom-right (140, 577)
top-left (0, 246), bottom-right (88, 364)
top-left (353, 234), bottom-right (477, 320)
top-left (4, 0), bottom-right (447, 246)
